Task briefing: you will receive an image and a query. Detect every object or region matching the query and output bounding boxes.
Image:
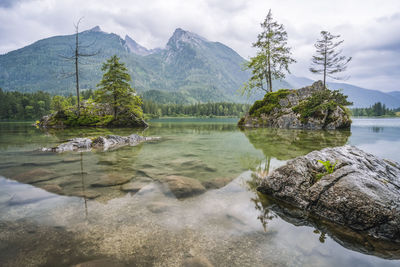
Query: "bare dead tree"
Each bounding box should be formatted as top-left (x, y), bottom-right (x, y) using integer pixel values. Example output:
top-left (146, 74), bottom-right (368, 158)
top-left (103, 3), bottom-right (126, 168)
top-left (59, 17), bottom-right (99, 114)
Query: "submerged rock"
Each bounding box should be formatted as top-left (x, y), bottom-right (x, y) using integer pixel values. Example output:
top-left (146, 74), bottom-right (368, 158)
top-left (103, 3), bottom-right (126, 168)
top-left (257, 145), bottom-right (400, 242)
top-left (163, 175), bottom-right (206, 199)
top-left (41, 134), bottom-right (160, 152)
top-left (239, 81), bottom-right (351, 130)
top-left (201, 177), bottom-right (231, 189)
top-left (91, 173), bottom-right (132, 187)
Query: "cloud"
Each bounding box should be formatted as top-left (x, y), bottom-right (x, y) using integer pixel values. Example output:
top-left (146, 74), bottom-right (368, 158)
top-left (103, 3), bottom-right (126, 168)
top-left (0, 0), bottom-right (399, 91)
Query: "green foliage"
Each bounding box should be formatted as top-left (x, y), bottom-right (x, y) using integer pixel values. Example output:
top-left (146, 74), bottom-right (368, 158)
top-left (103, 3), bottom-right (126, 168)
top-left (351, 102), bottom-right (398, 117)
top-left (248, 89), bottom-right (291, 117)
top-left (0, 88), bottom-right (51, 120)
top-left (315, 160), bottom-right (337, 182)
top-left (0, 28), bottom-right (251, 103)
top-left (96, 55), bottom-right (143, 119)
top-left (318, 160), bottom-right (337, 174)
top-left (292, 89), bottom-right (352, 123)
top-left (142, 101), bottom-right (250, 117)
top-left (242, 9), bottom-right (295, 95)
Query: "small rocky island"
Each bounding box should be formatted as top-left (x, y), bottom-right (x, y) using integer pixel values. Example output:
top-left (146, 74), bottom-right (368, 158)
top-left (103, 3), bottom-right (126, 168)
top-left (42, 134), bottom-right (159, 152)
top-left (256, 145), bottom-right (400, 242)
top-left (238, 81), bottom-right (352, 130)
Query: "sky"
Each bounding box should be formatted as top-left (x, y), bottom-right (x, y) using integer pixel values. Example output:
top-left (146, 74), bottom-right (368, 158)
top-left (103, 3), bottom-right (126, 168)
top-left (0, 0), bottom-right (399, 92)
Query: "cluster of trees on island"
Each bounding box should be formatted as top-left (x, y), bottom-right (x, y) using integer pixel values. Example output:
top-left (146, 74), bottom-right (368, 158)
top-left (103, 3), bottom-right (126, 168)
top-left (242, 9), bottom-right (352, 96)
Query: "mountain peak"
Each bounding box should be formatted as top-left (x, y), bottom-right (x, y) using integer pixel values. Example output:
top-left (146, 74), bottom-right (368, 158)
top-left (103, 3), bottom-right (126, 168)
top-left (125, 35), bottom-right (157, 56)
top-left (89, 26), bottom-right (102, 32)
top-left (167, 28), bottom-right (207, 50)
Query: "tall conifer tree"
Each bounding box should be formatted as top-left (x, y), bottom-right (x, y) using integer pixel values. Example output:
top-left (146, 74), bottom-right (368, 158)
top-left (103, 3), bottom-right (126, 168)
top-left (242, 9), bottom-right (295, 95)
top-left (310, 31), bottom-right (352, 88)
top-left (96, 55), bottom-right (142, 119)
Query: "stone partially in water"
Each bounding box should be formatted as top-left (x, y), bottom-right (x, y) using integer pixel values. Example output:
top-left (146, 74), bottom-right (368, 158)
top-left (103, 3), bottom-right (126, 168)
top-left (163, 176), bottom-right (206, 199)
top-left (91, 174), bottom-right (132, 187)
top-left (74, 190), bottom-right (101, 199)
top-left (146, 202), bottom-right (176, 213)
top-left (120, 178), bottom-right (152, 193)
top-left (42, 184), bottom-right (63, 194)
top-left (41, 134), bottom-right (160, 153)
top-left (257, 145), bottom-right (400, 242)
top-left (201, 177), bottom-right (231, 189)
top-left (13, 168), bottom-right (56, 184)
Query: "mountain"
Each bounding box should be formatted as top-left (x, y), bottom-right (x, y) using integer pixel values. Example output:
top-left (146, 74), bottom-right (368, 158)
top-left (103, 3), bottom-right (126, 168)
top-left (287, 75), bottom-right (400, 108)
top-left (388, 91), bottom-right (400, 100)
top-left (0, 26), bottom-right (262, 103)
top-left (1, 27), bottom-right (398, 107)
top-left (124, 35), bottom-right (161, 56)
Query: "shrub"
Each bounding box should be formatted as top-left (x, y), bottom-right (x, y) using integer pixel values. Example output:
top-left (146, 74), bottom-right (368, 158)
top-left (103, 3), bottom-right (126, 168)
top-left (248, 89), bottom-right (291, 116)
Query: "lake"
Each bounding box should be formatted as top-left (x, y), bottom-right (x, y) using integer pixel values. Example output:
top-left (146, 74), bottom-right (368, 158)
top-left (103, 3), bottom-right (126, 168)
top-left (0, 118), bottom-right (399, 266)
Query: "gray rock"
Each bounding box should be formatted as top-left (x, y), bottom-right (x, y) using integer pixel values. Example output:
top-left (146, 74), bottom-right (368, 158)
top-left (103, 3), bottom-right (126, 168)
top-left (91, 173), bottom-right (132, 187)
top-left (240, 81), bottom-right (351, 130)
top-left (257, 145), bottom-right (400, 242)
top-left (42, 138), bottom-right (92, 152)
top-left (42, 134), bottom-right (160, 152)
top-left (201, 177), bottom-right (231, 189)
top-left (163, 175), bottom-right (206, 199)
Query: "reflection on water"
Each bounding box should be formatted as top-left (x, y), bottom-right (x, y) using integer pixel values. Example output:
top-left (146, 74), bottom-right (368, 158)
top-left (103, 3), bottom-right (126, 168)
top-left (241, 127), bottom-right (350, 160)
top-left (0, 118), bottom-right (400, 266)
top-left (247, 174), bottom-right (400, 260)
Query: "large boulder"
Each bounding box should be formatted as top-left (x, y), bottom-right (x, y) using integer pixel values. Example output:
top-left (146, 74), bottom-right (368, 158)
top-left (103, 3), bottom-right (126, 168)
top-left (239, 81), bottom-right (352, 130)
top-left (257, 145), bottom-right (400, 242)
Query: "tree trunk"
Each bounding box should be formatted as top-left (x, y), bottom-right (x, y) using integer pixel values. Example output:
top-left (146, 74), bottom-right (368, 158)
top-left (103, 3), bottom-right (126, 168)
top-left (267, 53), bottom-right (272, 92)
top-left (75, 27), bottom-right (80, 115)
top-left (323, 43), bottom-right (327, 89)
top-left (113, 93), bottom-right (117, 119)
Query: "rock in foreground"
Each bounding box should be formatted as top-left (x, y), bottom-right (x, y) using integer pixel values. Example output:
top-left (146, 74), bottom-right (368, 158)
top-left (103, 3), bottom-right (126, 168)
top-left (257, 145), bottom-right (400, 242)
top-left (42, 134), bottom-right (160, 152)
top-left (239, 81), bottom-right (351, 130)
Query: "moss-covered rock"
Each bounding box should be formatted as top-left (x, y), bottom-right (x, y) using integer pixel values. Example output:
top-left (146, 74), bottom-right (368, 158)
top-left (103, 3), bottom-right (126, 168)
top-left (37, 101), bottom-right (147, 128)
top-left (238, 81), bottom-right (352, 130)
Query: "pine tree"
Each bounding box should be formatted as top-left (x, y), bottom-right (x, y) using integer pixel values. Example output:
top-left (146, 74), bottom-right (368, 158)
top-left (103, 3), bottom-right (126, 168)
top-left (96, 55), bottom-right (143, 119)
top-left (310, 31), bottom-right (352, 88)
top-left (242, 9), bottom-right (296, 95)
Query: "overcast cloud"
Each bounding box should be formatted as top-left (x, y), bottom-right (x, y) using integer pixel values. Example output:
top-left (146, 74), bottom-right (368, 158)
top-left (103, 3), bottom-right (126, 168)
top-left (0, 0), bottom-right (399, 91)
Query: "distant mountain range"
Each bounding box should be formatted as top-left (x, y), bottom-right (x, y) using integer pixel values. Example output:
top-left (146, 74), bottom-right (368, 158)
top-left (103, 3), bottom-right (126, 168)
top-left (286, 76), bottom-right (400, 108)
top-left (0, 26), bottom-right (399, 108)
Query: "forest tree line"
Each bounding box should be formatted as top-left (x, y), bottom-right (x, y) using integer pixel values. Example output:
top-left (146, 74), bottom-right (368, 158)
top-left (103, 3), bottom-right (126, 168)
top-left (0, 88), bottom-right (250, 120)
top-left (351, 102), bottom-right (400, 117)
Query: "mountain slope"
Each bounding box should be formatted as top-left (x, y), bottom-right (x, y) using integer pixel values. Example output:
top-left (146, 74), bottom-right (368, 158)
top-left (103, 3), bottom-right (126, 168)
top-left (1, 27), bottom-right (399, 107)
top-left (0, 27), bottom-right (254, 103)
top-left (287, 75), bottom-right (400, 108)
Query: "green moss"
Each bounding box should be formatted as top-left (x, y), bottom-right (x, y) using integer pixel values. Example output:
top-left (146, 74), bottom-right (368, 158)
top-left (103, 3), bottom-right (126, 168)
top-left (292, 89), bottom-right (352, 124)
top-left (248, 89), bottom-right (292, 117)
top-left (237, 117), bottom-right (245, 126)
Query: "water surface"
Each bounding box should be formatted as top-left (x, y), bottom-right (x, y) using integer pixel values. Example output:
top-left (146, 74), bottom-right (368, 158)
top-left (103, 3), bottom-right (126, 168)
top-left (0, 118), bottom-right (399, 266)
